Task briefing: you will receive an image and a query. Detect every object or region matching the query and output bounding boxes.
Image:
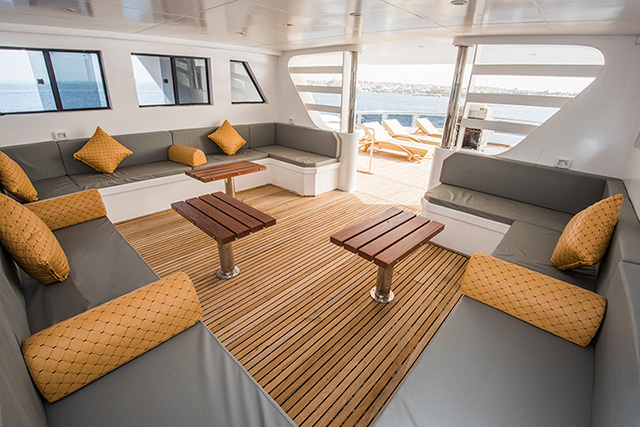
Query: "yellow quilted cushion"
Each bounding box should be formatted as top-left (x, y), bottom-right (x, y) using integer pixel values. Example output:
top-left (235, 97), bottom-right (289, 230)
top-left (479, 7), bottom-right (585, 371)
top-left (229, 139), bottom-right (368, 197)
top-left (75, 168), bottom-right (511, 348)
top-left (208, 120), bottom-right (246, 155)
top-left (460, 253), bottom-right (606, 347)
top-left (22, 271), bottom-right (201, 403)
top-left (73, 127), bottom-right (133, 173)
top-left (0, 151), bottom-right (38, 202)
top-left (168, 144), bottom-right (207, 166)
top-left (551, 194), bottom-right (623, 270)
top-left (26, 189), bottom-right (107, 231)
top-left (0, 193), bottom-right (69, 284)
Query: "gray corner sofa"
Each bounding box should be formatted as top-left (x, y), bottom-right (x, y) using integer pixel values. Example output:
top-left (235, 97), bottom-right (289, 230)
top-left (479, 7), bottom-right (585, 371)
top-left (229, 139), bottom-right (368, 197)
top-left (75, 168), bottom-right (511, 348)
top-left (0, 196), bottom-right (296, 426)
top-left (2, 123), bottom-right (341, 200)
top-left (375, 151), bottom-right (640, 426)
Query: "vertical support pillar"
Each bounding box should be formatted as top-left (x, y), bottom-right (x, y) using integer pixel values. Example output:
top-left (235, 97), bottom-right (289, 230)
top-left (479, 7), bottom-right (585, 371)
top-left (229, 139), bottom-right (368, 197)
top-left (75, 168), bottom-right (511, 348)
top-left (338, 50), bottom-right (360, 192)
top-left (371, 266), bottom-right (394, 303)
top-left (442, 45), bottom-right (470, 150)
top-left (224, 177), bottom-right (235, 197)
top-left (216, 241), bottom-right (239, 279)
top-left (347, 51), bottom-right (359, 134)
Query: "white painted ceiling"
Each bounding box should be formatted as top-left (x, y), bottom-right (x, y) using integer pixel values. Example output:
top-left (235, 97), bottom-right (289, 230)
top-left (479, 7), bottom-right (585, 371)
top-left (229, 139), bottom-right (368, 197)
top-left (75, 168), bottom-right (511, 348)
top-left (0, 0), bottom-right (639, 62)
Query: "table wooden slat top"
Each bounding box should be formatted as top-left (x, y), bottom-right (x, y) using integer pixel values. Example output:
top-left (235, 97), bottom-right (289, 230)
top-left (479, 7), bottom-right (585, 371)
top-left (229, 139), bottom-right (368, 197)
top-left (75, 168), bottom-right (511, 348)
top-left (186, 161), bottom-right (266, 183)
top-left (330, 207), bottom-right (444, 269)
top-left (172, 192), bottom-right (276, 244)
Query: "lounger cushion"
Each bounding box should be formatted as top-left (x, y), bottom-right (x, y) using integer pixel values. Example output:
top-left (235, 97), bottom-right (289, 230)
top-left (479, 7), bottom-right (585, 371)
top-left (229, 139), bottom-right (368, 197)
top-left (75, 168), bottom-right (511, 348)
top-left (254, 145), bottom-right (338, 167)
top-left (425, 184), bottom-right (572, 232)
top-left (44, 322), bottom-right (297, 427)
top-left (373, 296), bottom-right (594, 427)
top-left (32, 177), bottom-right (82, 200)
top-left (168, 145), bottom-right (207, 167)
top-left (551, 194), bottom-right (623, 270)
top-left (0, 194), bottom-right (69, 285)
top-left (69, 161), bottom-right (190, 190)
top-left (22, 217), bottom-right (159, 334)
top-left (460, 253), bottom-right (606, 346)
top-left (73, 127), bottom-right (133, 174)
top-left (208, 120), bottom-right (247, 155)
top-left (491, 221), bottom-right (597, 291)
top-left (26, 190), bottom-right (107, 232)
top-left (0, 151), bottom-right (38, 202)
top-left (22, 272), bottom-right (201, 403)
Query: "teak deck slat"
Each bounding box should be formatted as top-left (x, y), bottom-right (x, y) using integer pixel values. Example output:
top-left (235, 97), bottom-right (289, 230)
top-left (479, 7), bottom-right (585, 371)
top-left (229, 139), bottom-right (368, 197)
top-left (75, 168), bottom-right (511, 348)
top-left (116, 184), bottom-right (468, 427)
top-left (186, 161), bottom-right (267, 182)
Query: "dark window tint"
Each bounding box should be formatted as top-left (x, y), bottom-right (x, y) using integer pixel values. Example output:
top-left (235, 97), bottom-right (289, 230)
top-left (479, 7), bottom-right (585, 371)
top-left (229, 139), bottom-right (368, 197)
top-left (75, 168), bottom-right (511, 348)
top-left (0, 48), bottom-right (108, 114)
top-left (230, 60), bottom-right (265, 104)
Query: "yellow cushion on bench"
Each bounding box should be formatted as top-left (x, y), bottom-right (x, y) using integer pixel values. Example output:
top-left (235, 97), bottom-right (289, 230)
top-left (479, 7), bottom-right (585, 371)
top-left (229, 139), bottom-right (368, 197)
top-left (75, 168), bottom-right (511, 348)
top-left (208, 120), bottom-right (246, 155)
top-left (460, 253), bottom-right (606, 347)
top-left (0, 193), bottom-right (69, 284)
top-left (168, 144), bottom-right (207, 166)
top-left (21, 271), bottom-right (201, 403)
top-left (0, 151), bottom-right (38, 202)
top-left (551, 194), bottom-right (623, 270)
top-left (26, 189), bottom-right (107, 231)
top-left (73, 127), bottom-right (133, 173)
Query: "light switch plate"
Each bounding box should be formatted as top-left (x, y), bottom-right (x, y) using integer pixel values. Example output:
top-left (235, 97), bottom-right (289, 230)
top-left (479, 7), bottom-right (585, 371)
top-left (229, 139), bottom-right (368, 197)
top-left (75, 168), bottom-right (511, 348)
top-left (52, 131), bottom-right (68, 141)
top-left (555, 157), bottom-right (572, 169)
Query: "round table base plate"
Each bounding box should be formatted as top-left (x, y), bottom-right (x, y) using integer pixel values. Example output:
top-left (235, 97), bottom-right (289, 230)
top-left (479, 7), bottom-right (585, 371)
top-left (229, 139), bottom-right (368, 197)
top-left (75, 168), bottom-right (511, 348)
top-left (370, 287), bottom-right (394, 303)
top-left (217, 266), bottom-right (240, 279)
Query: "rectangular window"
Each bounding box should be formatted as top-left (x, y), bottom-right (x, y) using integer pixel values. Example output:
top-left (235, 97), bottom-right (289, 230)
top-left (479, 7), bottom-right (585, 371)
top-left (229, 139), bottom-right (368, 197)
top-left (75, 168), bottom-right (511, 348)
top-left (0, 47), bottom-right (109, 115)
top-left (230, 60), bottom-right (265, 104)
top-left (132, 54), bottom-right (211, 107)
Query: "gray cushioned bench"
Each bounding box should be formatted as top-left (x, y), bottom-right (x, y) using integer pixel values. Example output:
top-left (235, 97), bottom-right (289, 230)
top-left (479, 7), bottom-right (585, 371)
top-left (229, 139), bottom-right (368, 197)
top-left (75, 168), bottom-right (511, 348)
top-left (0, 208), bottom-right (296, 426)
top-left (2, 122), bottom-right (341, 201)
top-left (374, 151), bottom-right (640, 426)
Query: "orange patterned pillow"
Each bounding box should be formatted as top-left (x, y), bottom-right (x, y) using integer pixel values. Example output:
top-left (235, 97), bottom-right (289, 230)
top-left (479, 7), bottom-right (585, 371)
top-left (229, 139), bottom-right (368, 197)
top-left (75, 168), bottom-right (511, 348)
top-left (26, 189), bottom-right (107, 231)
top-left (0, 193), bottom-right (69, 284)
top-left (208, 120), bottom-right (246, 155)
top-left (22, 271), bottom-right (202, 403)
top-left (73, 127), bottom-right (133, 173)
top-left (460, 253), bottom-right (606, 347)
top-left (168, 144), bottom-right (207, 166)
top-left (0, 151), bottom-right (38, 202)
top-left (551, 194), bottom-right (623, 270)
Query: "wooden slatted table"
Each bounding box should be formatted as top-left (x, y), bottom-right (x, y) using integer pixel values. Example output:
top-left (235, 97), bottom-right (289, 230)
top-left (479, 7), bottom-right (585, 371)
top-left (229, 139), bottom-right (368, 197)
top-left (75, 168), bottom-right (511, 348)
top-left (172, 191), bottom-right (276, 279)
top-left (185, 161), bottom-right (267, 197)
top-left (330, 207), bottom-right (444, 302)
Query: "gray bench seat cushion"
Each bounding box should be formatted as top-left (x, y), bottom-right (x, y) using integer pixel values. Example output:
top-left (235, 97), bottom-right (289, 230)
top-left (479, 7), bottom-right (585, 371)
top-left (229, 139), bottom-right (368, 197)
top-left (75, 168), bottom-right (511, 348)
top-left (32, 176), bottom-right (81, 199)
top-left (374, 296), bottom-right (594, 427)
top-left (491, 220), bottom-right (597, 291)
top-left (195, 148), bottom-right (269, 168)
top-left (2, 141), bottom-right (67, 182)
top-left (425, 183), bottom-right (572, 232)
top-left (21, 217), bottom-right (159, 334)
top-left (170, 125), bottom-right (251, 155)
top-left (69, 161), bottom-right (190, 190)
top-left (254, 145), bottom-right (338, 167)
top-left (44, 322), bottom-right (297, 427)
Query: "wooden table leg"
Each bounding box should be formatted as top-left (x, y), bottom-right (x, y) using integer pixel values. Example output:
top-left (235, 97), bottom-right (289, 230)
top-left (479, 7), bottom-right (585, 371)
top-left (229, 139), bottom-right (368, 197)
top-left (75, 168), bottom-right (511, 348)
top-left (224, 177), bottom-right (236, 197)
top-left (216, 241), bottom-right (240, 279)
top-left (370, 265), bottom-right (394, 303)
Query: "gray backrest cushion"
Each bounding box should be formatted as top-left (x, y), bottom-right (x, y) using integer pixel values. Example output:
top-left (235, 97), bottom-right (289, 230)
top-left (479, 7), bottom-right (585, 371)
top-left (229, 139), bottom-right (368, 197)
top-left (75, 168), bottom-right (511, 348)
top-left (440, 152), bottom-right (606, 214)
top-left (595, 180), bottom-right (640, 295)
top-left (248, 123), bottom-right (276, 148)
top-left (2, 141), bottom-right (66, 180)
top-left (275, 123), bottom-right (341, 158)
top-left (170, 125), bottom-right (251, 155)
top-left (59, 131), bottom-right (173, 175)
top-left (592, 261), bottom-right (640, 427)
top-left (0, 247), bottom-right (47, 427)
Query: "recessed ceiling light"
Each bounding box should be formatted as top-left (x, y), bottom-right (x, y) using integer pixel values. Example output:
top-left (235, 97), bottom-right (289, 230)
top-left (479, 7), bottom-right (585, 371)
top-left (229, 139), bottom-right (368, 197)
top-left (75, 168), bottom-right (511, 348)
top-left (450, 0), bottom-right (467, 5)
top-left (349, 12), bottom-right (362, 17)
top-left (61, 7), bottom-right (76, 12)
top-left (236, 31), bottom-right (246, 35)
top-left (283, 23), bottom-right (293, 27)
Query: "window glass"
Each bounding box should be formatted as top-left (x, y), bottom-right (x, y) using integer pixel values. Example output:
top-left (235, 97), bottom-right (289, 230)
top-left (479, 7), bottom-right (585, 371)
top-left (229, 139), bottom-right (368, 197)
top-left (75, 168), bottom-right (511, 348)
top-left (230, 61), bottom-right (265, 103)
top-left (175, 57), bottom-right (209, 104)
top-left (0, 49), bottom-right (56, 113)
top-left (50, 51), bottom-right (108, 110)
top-left (0, 47), bottom-right (108, 114)
top-left (132, 55), bottom-right (175, 106)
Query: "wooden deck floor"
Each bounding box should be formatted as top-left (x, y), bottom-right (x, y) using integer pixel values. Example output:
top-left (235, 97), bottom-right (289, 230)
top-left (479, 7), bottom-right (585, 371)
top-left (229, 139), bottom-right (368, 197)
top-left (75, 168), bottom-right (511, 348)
top-left (116, 185), bottom-right (467, 426)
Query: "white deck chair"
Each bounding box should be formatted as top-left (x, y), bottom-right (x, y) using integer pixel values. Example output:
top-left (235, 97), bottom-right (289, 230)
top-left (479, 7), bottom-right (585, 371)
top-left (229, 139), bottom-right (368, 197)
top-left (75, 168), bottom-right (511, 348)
top-left (360, 122), bottom-right (431, 163)
top-left (382, 118), bottom-right (441, 146)
top-left (415, 117), bottom-right (444, 138)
